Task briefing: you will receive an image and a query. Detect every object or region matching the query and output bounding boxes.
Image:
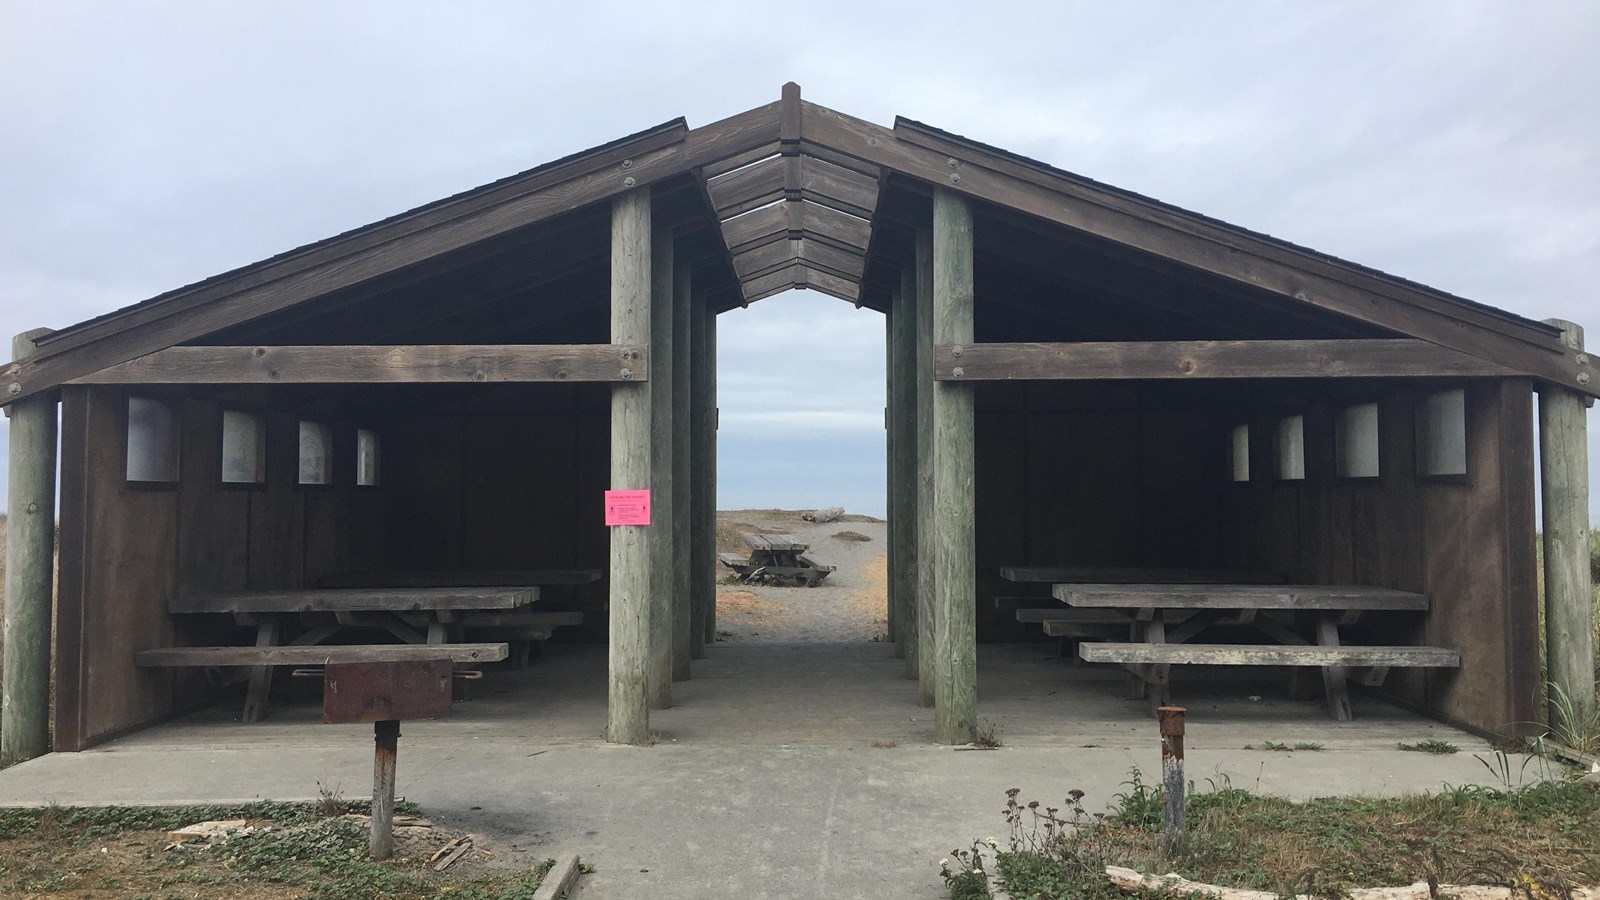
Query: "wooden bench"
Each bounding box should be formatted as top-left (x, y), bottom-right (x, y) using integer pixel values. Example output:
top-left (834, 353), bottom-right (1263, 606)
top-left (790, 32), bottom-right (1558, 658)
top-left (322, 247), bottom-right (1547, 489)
top-left (1053, 582), bottom-right (1454, 720)
top-left (136, 643), bottom-right (510, 667)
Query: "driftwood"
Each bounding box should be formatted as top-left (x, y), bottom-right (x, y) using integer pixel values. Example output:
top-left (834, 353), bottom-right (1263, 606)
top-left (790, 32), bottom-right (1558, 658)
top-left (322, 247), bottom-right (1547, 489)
top-left (1105, 866), bottom-right (1598, 900)
top-left (802, 506), bottom-right (845, 523)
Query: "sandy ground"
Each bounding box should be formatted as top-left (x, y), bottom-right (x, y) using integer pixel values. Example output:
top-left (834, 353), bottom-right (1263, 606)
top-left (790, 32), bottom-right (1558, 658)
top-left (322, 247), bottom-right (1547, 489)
top-left (714, 509), bottom-right (887, 642)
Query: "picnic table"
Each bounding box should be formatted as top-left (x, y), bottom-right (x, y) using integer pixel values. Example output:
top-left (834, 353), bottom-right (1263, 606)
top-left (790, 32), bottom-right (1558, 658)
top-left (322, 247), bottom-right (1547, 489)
top-left (1053, 583), bottom-right (1458, 720)
top-left (718, 534), bottom-right (835, 586)
top-left (139, 586), bottom-right (545, 722)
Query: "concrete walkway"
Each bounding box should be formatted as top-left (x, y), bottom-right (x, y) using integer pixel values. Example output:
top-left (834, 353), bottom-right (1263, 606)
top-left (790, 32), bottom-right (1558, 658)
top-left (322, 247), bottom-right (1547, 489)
top-left (0, 643), bottom-right (1540, 898)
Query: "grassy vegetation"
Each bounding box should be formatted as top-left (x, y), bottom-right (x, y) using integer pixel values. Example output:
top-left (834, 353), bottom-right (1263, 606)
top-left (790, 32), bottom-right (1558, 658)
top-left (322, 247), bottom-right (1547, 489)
top-left (943, 774), bottom-right (1600, 899)
top-left (0, 800), bottom-right (554, 899)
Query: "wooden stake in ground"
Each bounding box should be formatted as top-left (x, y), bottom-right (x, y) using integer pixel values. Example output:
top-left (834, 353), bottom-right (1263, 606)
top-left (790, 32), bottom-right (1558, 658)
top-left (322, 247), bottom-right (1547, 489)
top-left (607, 190), bottom-right (652, 745)
top-left (932, 188), bottom-right (977, 745)
top-left (1, 328), bottom-right (57, 765)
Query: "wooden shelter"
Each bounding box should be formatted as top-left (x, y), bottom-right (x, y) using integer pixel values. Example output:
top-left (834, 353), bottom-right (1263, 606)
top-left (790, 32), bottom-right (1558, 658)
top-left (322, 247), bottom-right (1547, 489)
top-left (1, 84), bottom-right (1592, 759)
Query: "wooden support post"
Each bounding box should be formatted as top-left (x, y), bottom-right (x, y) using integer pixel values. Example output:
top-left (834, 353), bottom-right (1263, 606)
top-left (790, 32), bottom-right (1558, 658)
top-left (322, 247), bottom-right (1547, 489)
top-left (932, 189), bottom-right (977, 744)
top-left (689, 291), bottom-right (710, 660)
top-left (647, 220), bottom-right (675, 709)
top-left (1539, 319), bottom-right (1594, 733)
top-left (702, 309), bottom-right (719, 647)
top-left (915, 227), bottom-right (937, 707)
top-left (671, 260), bottom-right (692, 681)
top-left (607, 191), bottom-right (652, 745)
top-left (891, 269), bottom-right (920, 674)
top-left (1, 328), bottom-right (58, 764)
top-left (885, 308), bottom-right (898, 650)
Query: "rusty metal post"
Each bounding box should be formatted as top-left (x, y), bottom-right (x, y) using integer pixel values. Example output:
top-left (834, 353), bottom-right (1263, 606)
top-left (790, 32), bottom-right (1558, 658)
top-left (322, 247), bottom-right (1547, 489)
top-left (1157, 706), bottom-right (1186, 851)
top-left (371, 719), bottom-right (400, 860)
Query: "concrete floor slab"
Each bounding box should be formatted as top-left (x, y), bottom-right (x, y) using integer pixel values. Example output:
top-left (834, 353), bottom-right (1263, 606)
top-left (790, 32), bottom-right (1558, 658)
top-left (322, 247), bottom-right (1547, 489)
top-left (0, 643), bottom-right (1544, 899)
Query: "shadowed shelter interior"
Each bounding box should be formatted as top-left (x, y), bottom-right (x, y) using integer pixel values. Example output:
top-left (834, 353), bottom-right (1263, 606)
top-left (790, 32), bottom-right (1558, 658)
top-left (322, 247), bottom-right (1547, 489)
top-left (0, 84), bottom-right (1588, 758)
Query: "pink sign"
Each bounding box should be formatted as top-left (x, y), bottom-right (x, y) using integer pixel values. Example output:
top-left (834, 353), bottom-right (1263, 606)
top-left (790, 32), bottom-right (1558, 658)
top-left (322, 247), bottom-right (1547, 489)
top-left (604, 489), bottom-right (652, 526)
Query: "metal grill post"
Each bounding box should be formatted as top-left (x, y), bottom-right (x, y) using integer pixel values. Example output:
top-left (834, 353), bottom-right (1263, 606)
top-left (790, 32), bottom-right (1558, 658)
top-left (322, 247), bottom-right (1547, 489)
top-left (1157, 706), bottom-right (1186, 851)
top-left (371, 719), bottom-right (400, 860)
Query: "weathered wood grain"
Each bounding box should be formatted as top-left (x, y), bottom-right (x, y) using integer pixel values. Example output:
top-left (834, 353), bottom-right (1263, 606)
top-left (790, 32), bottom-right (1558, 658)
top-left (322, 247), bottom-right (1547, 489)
top-left (914, 227), bottom-right (936, 707)
top-left (1540, 320), bottom-right (1595, 730)
top-left (1053, 583), bottom-right (1428, 611)
top-left (71, 344), bottom-right (647, 384)
top-left (0, 329), bottom-right (57, 764)
top-left (932, 189), bottom-right (977, 745)
top-left (608, 190), bottom-right (653, 744)
top-left (1002, 567), bottom-right (1284, 584)
top-left (706, 155), bottom-right (785, 217)
top-left (169, 587), bottom-right (538, 614)
top-left (646, 219), bottom-right (676, 708)
top-left (1079, 643), bottom-right (1459, 667)
top-left (320, 569), bottom-right (601, 588)
top-left (933, 341), bottom-right (1516, 381)
top-left (136, 643), bottom-right (509, 666)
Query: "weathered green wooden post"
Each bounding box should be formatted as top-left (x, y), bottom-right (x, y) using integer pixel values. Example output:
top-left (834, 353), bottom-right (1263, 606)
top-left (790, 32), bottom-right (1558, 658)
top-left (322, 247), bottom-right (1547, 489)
top-left (891, 271), bottom-right (920, 674)
top-left (647, 220), bottom-right (675, 709)
top-left (932, 189), bottom-right (977, 745)
top-left (1539, 319), bottom-right (1594, 733)
top-left (689, 291), bottom-right (711, 660)
top-left (885, 306), bottom-right (898, 649)
top-left (608, 192), bottom-right (652, 744)
top-left (671, 261), bottom-right (693, 681)
top-left (1, 328), bottom-right (58, 764)
top-left (702, 308), bottom-right (719, 648)
top-left (915, 228), bottom-right (937, 707)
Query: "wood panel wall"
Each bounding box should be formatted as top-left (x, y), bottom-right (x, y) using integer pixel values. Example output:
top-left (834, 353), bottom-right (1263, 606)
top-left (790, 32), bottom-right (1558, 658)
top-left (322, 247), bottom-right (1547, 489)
top-left (975, 377), bottom-right (1539, 737)
top-left (1219, 379), bottom-right (1538, 734)
top-left (974, 382), bottom-right (1227, 641)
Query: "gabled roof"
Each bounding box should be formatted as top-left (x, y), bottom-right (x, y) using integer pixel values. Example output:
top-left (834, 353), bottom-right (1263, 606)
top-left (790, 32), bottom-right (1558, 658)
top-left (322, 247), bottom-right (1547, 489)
top-left (4, 84), bottom-right (1592, 402)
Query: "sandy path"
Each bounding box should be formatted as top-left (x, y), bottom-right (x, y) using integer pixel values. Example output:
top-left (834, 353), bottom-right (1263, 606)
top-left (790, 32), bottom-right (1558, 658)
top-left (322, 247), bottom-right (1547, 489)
top-left (713, 510), bottom-right (888, 642)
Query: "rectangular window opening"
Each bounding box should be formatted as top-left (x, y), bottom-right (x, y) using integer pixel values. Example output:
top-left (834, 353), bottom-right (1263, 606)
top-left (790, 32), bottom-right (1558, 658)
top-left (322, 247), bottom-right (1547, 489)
top-left (298, 421), bottom-right (333, 485)
top-left (1420, 388), bottom-right (1467, 476)
top-left (126, 397), bottom-right (180, 483)
top-left (356, 427), bottom-right (381, 487)
top-left (221, 409), bottom-right (266, 485)
top-left (1275, 415), bottom-right (1305, 481)
top-left (1229, 424), bottom-right (1251, 482)
top-left (1335, 402), bottom-right (1381, 479)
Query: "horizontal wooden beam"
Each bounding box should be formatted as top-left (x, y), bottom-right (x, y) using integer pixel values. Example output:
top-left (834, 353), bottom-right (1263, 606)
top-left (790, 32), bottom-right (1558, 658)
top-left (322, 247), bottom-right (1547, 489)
top-left (136, 643), bottom-right (509, 667)
top-left (70, 344), bottom-right (646, 385)
top-left (1054, 583), bottom-right (1429, 611)
top-left (1077, 642), bottom-right (1459, 667)
top-left (934, 340), bottom-right (1517, 381)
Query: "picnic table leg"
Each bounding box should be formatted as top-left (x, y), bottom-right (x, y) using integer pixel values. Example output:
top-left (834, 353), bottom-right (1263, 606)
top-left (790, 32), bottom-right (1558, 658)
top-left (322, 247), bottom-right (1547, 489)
top-left (241, 616), bottom-right (281, 723)
top-left (427, 615), bottom-right (472, 702)
top-left (1315, 617), bottom-right (1354, 721)
top-left (1146, 614), bottom-right (1172, 715)
top-left (1123, 618), bottom-right (1148, 700)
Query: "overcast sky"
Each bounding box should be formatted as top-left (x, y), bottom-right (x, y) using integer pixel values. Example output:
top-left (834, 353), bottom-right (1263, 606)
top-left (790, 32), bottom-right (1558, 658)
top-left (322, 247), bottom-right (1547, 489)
top-left (2, 2), bottom-right (1595, 520)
